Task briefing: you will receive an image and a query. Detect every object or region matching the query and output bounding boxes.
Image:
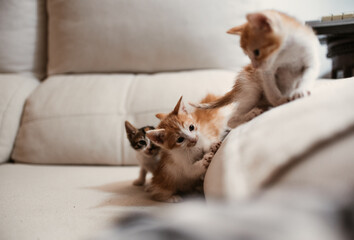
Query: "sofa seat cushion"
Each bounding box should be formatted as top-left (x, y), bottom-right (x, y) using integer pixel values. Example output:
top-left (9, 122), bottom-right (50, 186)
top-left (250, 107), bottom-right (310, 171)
top-left (0, 164), bottom-right (158, 240)
top-left (0, 74), bottom-right (39, 163)
top-left (204, 78), bottom-right (354, 201)
top-left (12, 70), bottom-right (235, 165)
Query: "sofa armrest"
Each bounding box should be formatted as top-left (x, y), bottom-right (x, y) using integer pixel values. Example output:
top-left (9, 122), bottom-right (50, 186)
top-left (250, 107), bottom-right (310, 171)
top-left (204, 78), bottom-right (354, 201)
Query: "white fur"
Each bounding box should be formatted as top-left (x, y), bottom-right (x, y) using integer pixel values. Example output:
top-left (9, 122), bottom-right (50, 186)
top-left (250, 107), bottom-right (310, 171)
top-left (261, 11), bottom-right (320, 106)
top-left (167, 125), bottom-right (211, 181)
top-left (133, 139), bottom-right (160, 186)
top-left (228, 11), bottom-right (320, 129)
top-left (136, 151), bottom-right (160, 174)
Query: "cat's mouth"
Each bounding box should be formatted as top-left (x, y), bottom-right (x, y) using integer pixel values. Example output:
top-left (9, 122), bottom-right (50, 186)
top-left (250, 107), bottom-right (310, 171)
top-left (252, 60), bottom-right (261, 68)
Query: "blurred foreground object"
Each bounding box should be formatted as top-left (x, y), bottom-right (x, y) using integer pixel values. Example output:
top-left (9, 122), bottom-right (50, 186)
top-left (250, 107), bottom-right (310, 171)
top-left (100, 190), bottom-right (354, 240)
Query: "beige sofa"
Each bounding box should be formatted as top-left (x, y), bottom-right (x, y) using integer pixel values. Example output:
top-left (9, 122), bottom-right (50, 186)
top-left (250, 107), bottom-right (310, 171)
top-left (1, 1), bottom-right (354, 239)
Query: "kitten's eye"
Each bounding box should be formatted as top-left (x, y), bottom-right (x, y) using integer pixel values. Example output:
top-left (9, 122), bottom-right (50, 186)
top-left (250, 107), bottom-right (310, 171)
top-left (189, 125), bottom-right (195, 131)
top-left (177, 137), bottom-right (185, 143)
top-left (138, 140), bottom-right (146, 146)
top-left (253, 49), bottom-right (260, 57)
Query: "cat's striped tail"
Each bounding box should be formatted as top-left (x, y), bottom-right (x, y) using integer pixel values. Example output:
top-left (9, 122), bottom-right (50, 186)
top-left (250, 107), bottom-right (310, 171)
top-left (189, 90), bottom-right (235, 109)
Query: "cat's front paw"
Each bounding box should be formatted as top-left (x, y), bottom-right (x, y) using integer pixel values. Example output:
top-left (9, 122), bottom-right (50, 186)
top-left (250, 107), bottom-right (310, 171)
top-left (248, 107), bottom-right (264, 120)
top-left (227, 117), bottom-right (241, 129)
top-left (275, 97), bottom-right (289, 106)
top-left (289, 89), bottom-right (311, 101)
top-left (210, 141), bottom-right (222, 154)
top-left (166, 195), bottom-right (183, 203)
top-left (202, 152), bottom-right (214, 168)
top-left (133, 178), bottom-right (145, 186)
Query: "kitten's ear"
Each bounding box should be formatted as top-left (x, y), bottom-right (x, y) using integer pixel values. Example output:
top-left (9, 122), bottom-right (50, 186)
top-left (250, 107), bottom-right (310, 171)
top-left (227, 23), bottom-right (246, 35)
top-left (172, 96), bottom-right (188, 115)
top-left (156, 113), bottom-right (167, 120)
top-left (246, 13), bottom-right (271, 32)
top-left (146, 129), bottom-right (165, 146)
top-left (125, 121), bottom-right (137, 135)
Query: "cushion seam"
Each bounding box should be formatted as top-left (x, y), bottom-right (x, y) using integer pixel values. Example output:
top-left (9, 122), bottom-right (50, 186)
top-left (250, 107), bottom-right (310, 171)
top-left (19, 108), bottom-right (172, 127)
top-left (0, 81), bottom-right (30, 162)
top-left (0, 81), bottom-right (25, 142)
top-left (119, 74), bottom-right (136, 165)
top-left (20, 113), bottom-right (124, 126)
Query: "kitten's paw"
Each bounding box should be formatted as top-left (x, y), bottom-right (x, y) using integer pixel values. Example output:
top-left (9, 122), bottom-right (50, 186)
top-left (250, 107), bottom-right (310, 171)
top-left (133, 179), bottom-right (145, 186)
top-left (289, 90), bottom-right (311, 101)
top-left (227, 116), bottom-right (243, 129)
top-left (202, 152), bottom-right (214, 168)
top-left (275, 97), bottom-right (289, 106)
top-left (248, 108), bottom-right (264, 120)
top-left (210, 141), bottom-right (222, 154)
top-left (166, 195), bottom-right (183, 203)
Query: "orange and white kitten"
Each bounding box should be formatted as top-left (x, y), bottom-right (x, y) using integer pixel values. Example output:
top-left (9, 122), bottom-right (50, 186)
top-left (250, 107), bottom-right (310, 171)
top-left (146, 95), bottom-right (230, 203)
top-left (191, 10), bottom-right (320, 128)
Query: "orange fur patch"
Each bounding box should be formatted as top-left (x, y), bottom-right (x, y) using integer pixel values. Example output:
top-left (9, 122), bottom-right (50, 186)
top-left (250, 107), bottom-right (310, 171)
top-left (192, 94), bottom-right (223, 139)
top-left (239, 21), bottom-right (281, 66)
top-left (157, 112), bottom-right (192, 149)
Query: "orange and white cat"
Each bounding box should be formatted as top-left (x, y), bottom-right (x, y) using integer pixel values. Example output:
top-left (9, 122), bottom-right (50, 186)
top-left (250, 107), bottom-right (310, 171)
top-left (191, 10), bottom-right (320, 128)
top-left (146, 95), bottom-right (230, 203)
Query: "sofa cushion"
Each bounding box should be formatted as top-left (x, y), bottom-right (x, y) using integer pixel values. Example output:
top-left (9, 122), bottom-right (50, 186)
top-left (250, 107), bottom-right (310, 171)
top-left (0, 0), bottom-right (47, 78)
top-left (0, 74), bottom-right (39, 163)
top-left (204, 78), bottom-right (354, 200)
top-left (12, 70), bottom-right (235, 165)
top-left (0, 164), bottom-right (156, 240)
top-left (47, 0), bottom-right (254, 75)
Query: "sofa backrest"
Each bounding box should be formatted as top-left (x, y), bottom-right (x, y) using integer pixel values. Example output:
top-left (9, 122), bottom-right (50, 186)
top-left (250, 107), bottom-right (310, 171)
top-left (0, 0), bottom-right (345, 78)
top-left (47, 0), bottom-right (254, 75)
top-left (0, 0), bottom-right (47, 79)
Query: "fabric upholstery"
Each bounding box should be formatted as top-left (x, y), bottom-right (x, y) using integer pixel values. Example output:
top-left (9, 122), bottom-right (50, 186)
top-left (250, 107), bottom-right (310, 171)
top-left (1, 163), bottom-right (352, 240)
top-left (47, 0), bottom-right (254, 75)
top-left (0, 164), bottom-right (157, 240)
top-left (204, 78), bottom-right (354, 200)
top-left (0, 0), bottom-right (47, 78)
top-left (12, 70), bottom-right (235, 165)
top-left (0, 74), bottom-right (39, 163)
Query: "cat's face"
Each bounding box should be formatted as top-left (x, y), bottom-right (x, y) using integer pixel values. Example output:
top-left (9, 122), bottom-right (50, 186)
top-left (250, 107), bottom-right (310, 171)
top-left (125, 121), bottom-right (160, 157)
top-left (228, 12), bottom-right (281, 69)
top-left (147, 97), bottom-right (199, 150)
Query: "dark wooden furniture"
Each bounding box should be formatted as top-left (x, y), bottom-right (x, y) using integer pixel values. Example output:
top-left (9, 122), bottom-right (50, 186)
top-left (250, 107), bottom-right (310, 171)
top-left (306, 18), bottom-right (354, 79)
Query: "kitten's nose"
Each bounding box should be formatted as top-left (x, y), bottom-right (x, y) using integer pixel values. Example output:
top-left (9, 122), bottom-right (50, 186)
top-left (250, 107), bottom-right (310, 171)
top-left (187, 138), bottom-right (198, 147)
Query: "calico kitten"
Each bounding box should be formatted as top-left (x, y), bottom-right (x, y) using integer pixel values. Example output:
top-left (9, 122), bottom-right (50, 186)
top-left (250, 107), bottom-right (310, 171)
top-left (146, 95), bottom-right (230, 203)
top-left (191, 10), bottom-right (320, 128)
top-left (125, 121), bottom-right (160, 186)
